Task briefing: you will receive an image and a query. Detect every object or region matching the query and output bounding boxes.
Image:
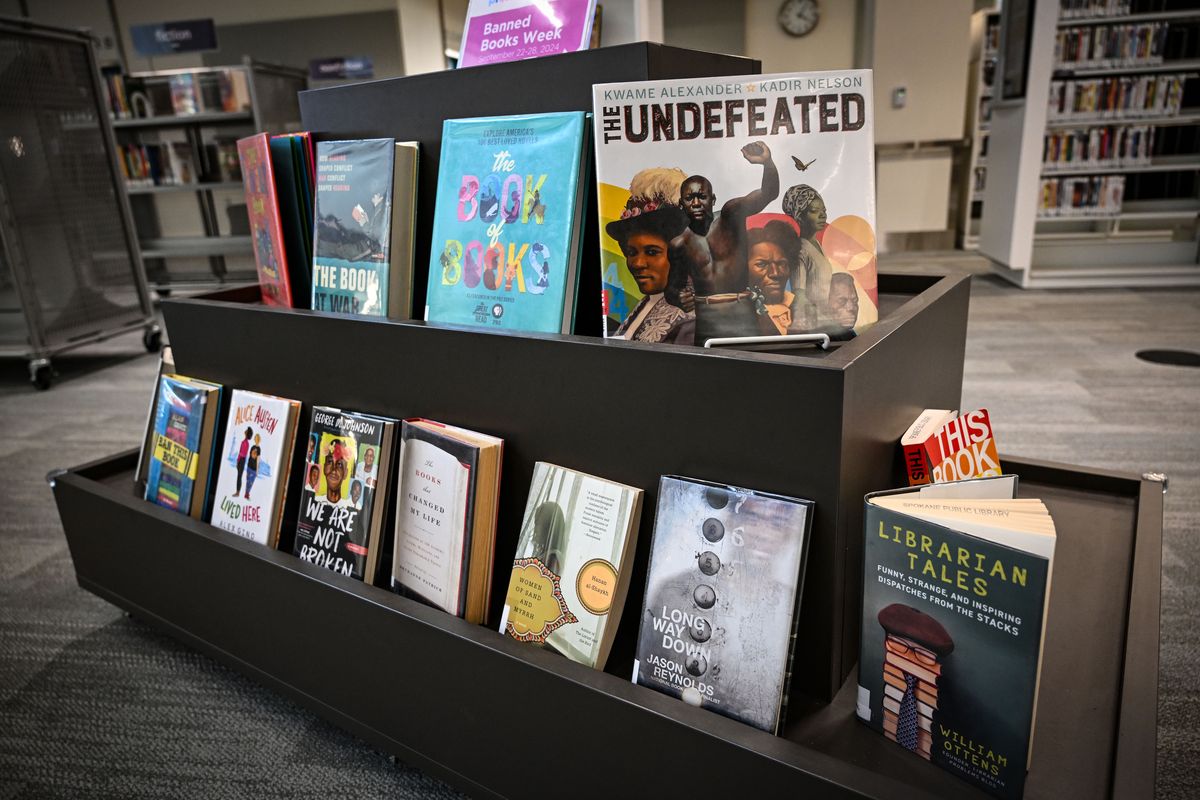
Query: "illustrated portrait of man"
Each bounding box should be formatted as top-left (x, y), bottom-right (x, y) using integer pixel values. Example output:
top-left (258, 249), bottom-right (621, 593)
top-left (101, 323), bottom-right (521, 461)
top-left (322, 439), bottom-right (351, 506)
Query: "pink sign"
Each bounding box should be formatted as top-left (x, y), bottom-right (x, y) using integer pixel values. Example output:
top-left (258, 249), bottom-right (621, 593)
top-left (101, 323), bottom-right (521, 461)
top-left (458, 0), bottom-right (596, 69)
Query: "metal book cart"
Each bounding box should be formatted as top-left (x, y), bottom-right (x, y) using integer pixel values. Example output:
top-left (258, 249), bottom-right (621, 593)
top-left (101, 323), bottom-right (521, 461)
top-left (0, 17), bottom-right (159, 388)
top-left (50, 45), bottom-right (1161, 798)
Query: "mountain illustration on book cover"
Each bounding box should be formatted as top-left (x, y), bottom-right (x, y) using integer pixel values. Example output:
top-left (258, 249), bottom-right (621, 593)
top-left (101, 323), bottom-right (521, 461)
top-left (294, 407), bottom-right (394, 581)
top-left (858, 486), bottom-right (1054, 799)
top-left (425, 112), bottom-right (589, 334)
top-left (633, 476), bottom-right (813, 734)
top-left (312, 138), bottom-right (395, 317)
top-left (593, 71), bottom-right (878, 346)
top-left (210, 389), bottom-right (300, 547)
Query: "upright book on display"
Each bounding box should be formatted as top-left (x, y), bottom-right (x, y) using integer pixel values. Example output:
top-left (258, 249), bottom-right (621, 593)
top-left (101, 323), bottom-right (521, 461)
top-left (209, 389), bottom-right (302, 547)
top-left (391, 419), bottom-right (503, 624)
top-left (857, 477), bottom-right (1056, 799)
top-left (425, 112), bottom-right (589, 335)
top-left (294, 407), bottom-right (397, 583)
top-left (238, 134), bottom-right (298, 307)
top-left (593, 71), bottom-right (878, 345)
top-left (501, 462), bottom-right (642, 669)
top-left (144, 374), bottom-right (223, 520)
top-left (632, 476), bottom-right (813, 734)
top-left (312, 138), bottom-right (396, 318)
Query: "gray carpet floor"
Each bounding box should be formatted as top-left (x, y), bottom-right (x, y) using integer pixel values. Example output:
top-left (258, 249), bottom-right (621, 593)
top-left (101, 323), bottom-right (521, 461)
top-left (0, 269), bottom-right (1196, 798)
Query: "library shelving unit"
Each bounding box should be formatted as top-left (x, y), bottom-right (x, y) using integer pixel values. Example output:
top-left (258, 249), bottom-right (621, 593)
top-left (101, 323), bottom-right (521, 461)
top-left (0, 17), bottom-right (159, 389)
top-left (960, 9), bottom-right (999, 250)
top-left (984, 1), bottom-right (1200, 287)
top-left (52, 44), bottom-right (1162, 798)
top-left (111, 58), bottom-right (306, 294)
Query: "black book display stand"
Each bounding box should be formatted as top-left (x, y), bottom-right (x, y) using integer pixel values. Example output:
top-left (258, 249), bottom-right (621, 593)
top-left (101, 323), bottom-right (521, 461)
top-left (52, 45), bottom-right (1160, 798)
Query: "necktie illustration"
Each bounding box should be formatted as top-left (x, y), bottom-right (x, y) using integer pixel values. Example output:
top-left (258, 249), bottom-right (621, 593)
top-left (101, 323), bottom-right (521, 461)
top-left (897, 672), bottom-right (919, 751)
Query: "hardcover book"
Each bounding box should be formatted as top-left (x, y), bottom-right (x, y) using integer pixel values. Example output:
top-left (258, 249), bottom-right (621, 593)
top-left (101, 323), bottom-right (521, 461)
top-left (901, 409), bottom-right (958, 487)
top-left (312, 138), bottom-right (396, 318)
top-left (632, 476), bottom-right (813, 734)
top-left (294, 407), bottom-right (397, 583)
top-left (501, 462), bottom-right (642, 669)
top-left (238, 133), bottom-right (297, 307)
top-left (593, 70), bottom-right (879, 345)
top-left (209, 389), bottom-right (302, 547)
top-left (144, 374), bottom-right (222, 520)
top-left (922, 408), bottom-right (1001, 484)
top-left (391, 419), bottom-right (503, 623)
top-left (387, 141), bottom-right (420, 320)
top-left (135, 345), bottom-right (175, 488)
top-left (457, 0), bottom-right (597, 69)
top-left (857, 477), bottom-right (1056, 799)
top-left (425, 112), bottom-right (589, 334)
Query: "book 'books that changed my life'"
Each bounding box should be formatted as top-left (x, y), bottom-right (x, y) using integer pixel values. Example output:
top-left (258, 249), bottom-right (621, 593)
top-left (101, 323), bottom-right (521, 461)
top-left (857, 475), bottom-right (1056, 800)
top-left (632, 476), bottom-right (813, 734)
top-left (425, 112), bottom-right (590, 335)
top-left (294, 406), bottom-right (397, 583)
top-left (391, 419), bottom-right (503, 624)
top-left (593, 69), bottom-right (879, 346)
top-left (500, 462), bottom-right (642, 670)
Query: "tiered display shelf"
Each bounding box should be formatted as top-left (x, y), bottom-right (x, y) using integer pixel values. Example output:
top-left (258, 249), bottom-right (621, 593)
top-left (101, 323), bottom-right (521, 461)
top-left (51, 44), bottom-right (1161, 798)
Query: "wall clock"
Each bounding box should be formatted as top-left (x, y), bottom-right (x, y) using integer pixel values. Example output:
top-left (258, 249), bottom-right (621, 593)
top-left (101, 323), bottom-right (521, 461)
top-left (778, 0), bottom-right (819, 37)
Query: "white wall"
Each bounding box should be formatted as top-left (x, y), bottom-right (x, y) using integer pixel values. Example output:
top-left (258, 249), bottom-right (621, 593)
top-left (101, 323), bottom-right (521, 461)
top-left (663, 0), bottom-right (744, 58)
top-left (744, 0), bottom-right (856, 74)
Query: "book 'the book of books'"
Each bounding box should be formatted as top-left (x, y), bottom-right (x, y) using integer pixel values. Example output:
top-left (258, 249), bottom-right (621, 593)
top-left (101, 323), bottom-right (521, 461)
top-left (858, 476), bottom-right (1055, 799)
top-left (425, 112), bottom-right (589, 335)
top-left (312, 138), bottom-right (396, 318)
top-left (593, 70), bottom-right (878, 346)
top-left (294, 407), bottom-right (396, 583)
top-left (144, 374), bottom-right (222, 520)
top-left (501, 462), bottom-right (642, 669)
top-left (632, 476), bottom-right (813, 734)
top-left (209, 389), bottom-right (301, 548)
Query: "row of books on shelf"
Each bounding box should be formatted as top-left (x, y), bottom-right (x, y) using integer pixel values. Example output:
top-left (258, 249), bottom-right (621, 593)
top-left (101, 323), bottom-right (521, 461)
top-left (117, 140), bottom-right (242, 188)
top-left (1042, 124), bottom-right (1156, 170)
top-left (102, 67), bottom-right (251, 120)
top-left (1057, 0), bottom-right (1131, 18)
top-left (1054, 21), bottom-right (1172, 68)
top-left (1047, 73), bottom-right (1189, 120)
top-left (137, 360), bottom-right (1054, 799)
top-left (1038, 174), bottom-right (1126, 217)
top-left (241, 68), bottom-right (881, 348)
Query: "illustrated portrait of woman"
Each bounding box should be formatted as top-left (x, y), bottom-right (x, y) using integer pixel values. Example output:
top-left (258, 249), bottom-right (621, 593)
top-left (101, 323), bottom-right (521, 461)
top-left (781, 183), bottom-right (834, 326)
top-left (604, 167), bottom-right (694, 344)
top-left (745, 220), bottom-right (801, 335)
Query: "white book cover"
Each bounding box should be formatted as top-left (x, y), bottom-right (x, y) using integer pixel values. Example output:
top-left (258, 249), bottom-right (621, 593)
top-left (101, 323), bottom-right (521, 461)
top-left (210, 389), bottom-right (296, 546)
top-left (392, 434), bottom-right (471, 615)
top-left (593, 70), bottom-right (878, 346)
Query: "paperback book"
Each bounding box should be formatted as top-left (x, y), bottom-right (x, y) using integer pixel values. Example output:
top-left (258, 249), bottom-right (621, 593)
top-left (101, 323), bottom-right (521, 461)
top-left (501, 462), bottom-right (642, 669)
top-left (900, 409), bottom-right (958, 487)
top-left (144, 374), bottom-right (223, 520)
top-left (391, 419), bottom-right (503, 623)
top-left (594, 70), bottom-right (878, 346)
top-left (294, 407), bottom-right (397, 582)
top-left (632, 476), bottom-right (813, 734)
top-left (312, 138), bottom-right (396, 317)
top-left (425, 112), bottom-right (589, 334)
top-left (857, 476), bottom-right (1056, 799)
top-left (387, 142), bottom-right (420, 319)
top-left (209, 389), bottom-right (302, 547)
top-left (921, 409), bottom-right (1001, 484)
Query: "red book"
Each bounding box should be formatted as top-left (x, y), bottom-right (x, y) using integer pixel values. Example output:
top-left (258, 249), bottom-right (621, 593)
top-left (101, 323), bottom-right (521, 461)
top-left (900, 409), bottom-right (957, 486)
top-left (237, 133), bottom-right (294, 307)
top-left (921, 408), bottom-right (1002, 484)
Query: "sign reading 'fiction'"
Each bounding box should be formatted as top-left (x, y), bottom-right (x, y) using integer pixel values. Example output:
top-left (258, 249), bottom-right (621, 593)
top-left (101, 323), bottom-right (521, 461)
top-left (130, 19), bottom-right (218, 57)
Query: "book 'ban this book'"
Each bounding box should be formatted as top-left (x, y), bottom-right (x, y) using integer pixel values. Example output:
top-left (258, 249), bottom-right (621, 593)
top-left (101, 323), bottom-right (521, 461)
top-left (857, 475), bottom-right (1056, 800)
top-left (144, 374), bottom-right (222, 520)
top-left (593, 70), bottom-right (878, 346)
top-left (632, 476), bottom-right (813, 734)
top-left (501, 463), bottom-right (642, 669)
